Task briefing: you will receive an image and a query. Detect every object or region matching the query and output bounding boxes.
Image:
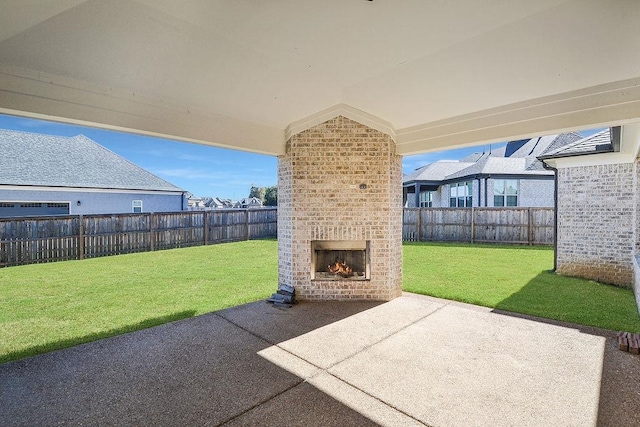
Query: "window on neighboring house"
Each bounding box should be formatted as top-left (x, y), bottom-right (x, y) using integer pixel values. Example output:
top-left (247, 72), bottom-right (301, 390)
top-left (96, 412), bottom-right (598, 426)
top-left (47, 203), bottom-right (68, 208)
top-left (493, 179), bottom-right (519, 206)
top-left (419, 191), bottom-right (433, 207)
top-left (449, 182), bottom-right (472, 207)
top-left (132, 200), bottom-right (143, 213)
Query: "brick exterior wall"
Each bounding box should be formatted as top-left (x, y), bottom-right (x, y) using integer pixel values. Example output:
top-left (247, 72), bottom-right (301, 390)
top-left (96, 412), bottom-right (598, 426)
top-left (556, 163), bottom-right (637, 288)
top-left (278, 116), bottom-right (403, 301)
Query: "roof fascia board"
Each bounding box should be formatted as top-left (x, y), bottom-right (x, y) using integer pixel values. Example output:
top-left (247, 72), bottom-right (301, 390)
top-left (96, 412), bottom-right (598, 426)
top-left (0, 184), bottom-right (184, 196)
top-left (402, 180), bottom-right (441, 187)
top-left (395, 77), bottom-right (640, 156)
top-left (285, 103), bottom-right (396, 141)
top-left (544, 122), bottom-right (640, 169)
top-left (0, 65), bottom-right (285, 155)
top-left (537, 148), bottom-right (614, 161)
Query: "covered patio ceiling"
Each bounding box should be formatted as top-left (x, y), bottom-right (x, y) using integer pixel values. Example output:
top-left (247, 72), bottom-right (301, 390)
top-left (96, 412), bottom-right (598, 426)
top-left (0, 0), bottom-right (639, 155)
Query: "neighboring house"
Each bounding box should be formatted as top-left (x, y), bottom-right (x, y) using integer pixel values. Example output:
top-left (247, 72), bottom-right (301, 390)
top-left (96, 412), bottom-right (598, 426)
top-left (188, 196), bottom-right (237, 210)
top-left (187, 194), bottom-right (203, 210)
top-left (200, 196), bottom-right (214, 208)
top-left (210, 197), bottom-right (235, 209)
top-left (0, 129), bottom-right (187, 217)
top-left (203, 197), bottom-right (235, 209)
top-left (235, 197), bottom-right (263, 209)
top-left (403, 133), bottom-right (582, 208)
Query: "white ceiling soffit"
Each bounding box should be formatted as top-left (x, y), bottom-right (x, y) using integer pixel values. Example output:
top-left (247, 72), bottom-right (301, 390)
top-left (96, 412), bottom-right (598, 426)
top-left (0, 0), bottom-right (639, 155)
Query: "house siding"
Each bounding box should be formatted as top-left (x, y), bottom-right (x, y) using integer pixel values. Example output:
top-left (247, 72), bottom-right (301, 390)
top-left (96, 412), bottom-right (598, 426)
top-left (404, 187), bottom-right (446, 208)
top-left (0, 188), bottom-right (185, 216)
top-left (477, 179), bottom-right (485, 208)
top-left (436, 187), bottom-right (448, 207)
top-left (511, 178), bottom-right (554, 207)
top-left (433, 178), bottom-right (553, 208)
top-left (555, 163), bottom-right (636, 288)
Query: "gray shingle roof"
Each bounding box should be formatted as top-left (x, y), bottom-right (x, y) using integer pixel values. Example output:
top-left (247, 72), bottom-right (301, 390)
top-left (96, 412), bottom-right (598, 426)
top-left (539, 132), bottom-right (583, 156)
top-left (403, 160), bottom-right (475, 182)
top-left (444, 157), bottom-right (553, 181)
top-left (0, 129), bottom-right (184, 192)
top-left (403, 132), bottom-right (582, 185)
top-left (539, 129), bottom-right (613, 159)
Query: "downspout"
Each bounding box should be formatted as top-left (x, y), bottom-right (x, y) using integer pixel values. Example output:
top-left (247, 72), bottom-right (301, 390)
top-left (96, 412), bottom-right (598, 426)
top-left (484, 177), bottom-right (488, 207)
top-left (542, 162), bottom-right (558, 272)
top-left (476, 177), bottom-right (482, 207)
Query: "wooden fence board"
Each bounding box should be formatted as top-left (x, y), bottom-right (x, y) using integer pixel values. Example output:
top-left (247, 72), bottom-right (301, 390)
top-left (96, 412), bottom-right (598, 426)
top-left (0, 207), bottom-right (551, 267)
top-left (402, 207), bottom-right (554, 245)
top-left (0, 208), bottom-right (277, 267)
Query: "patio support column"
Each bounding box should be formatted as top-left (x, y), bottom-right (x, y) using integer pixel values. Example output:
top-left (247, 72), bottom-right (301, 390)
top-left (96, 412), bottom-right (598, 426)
top-left (277, 115), bottom-right (403, 301)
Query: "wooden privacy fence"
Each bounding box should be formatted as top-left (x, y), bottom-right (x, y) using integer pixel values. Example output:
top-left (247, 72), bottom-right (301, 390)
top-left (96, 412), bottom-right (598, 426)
top-left (1, 207), bottom-right (553, 267)
top-left (0, 208), bottom-right (277, 267)
top-left (403, 207), bottom-right (554, 245)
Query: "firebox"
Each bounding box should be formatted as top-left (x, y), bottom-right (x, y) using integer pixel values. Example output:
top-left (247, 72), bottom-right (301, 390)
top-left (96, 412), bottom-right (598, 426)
top-left (311, 240), bottom-right (370, 281)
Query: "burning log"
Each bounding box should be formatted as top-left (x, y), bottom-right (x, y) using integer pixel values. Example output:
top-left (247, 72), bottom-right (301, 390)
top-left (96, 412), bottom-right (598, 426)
top-left (328, 261), bottom-right (354, 278)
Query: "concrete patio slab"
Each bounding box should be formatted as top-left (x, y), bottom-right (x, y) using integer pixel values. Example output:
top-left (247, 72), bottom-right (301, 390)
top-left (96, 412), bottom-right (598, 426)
top-left (277, 296), bottom-right (444, 369)
top-left (327, 301), bottom-right (603, 426)
top-left (307, 372), bottom-right (425, 427)
top-left (223, 382), bottom-right (379, 427)
top-left (1, 294), bottom-right (638, 426)
top-left (0, 312), bottom-right (304, 426)
top-left (261, 294), bottom-right (608, 426)
top-left (217, 300), bottom-right (382, 345)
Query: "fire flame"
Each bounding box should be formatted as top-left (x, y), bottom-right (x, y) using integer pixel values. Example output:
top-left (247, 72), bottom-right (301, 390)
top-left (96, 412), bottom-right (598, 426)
top-left (327, 261), bottom-right (353, 278)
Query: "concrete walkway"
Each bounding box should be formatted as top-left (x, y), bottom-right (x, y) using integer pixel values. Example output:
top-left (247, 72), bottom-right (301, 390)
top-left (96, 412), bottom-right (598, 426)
top-left (1, 293), bottom-right (638, 426)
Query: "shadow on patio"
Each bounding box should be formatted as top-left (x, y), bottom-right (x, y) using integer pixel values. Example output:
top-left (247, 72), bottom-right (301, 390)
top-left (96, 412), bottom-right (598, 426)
top-left (0, 300), bottom-right (383, 426)
top-left (492, 273), bottom-right (640, 427)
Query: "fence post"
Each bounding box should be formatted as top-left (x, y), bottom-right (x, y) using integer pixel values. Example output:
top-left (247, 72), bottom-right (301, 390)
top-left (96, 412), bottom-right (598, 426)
top-left (528, 207), bottom-right (533, 246)
top-left (244, 209), bottom-right (250, 240)
top-left (470, 207), bottom-right (475, 243)
top-left (416, 208), bottom-right (422, 242)
top-left (149, 213), bottom-right (156, 251)
top-left (203, 210), bottom-right (209, 245)
top-left (431, 209), bottom-right (435, 241)
top-left (78, 215), bottom-right (84, 260)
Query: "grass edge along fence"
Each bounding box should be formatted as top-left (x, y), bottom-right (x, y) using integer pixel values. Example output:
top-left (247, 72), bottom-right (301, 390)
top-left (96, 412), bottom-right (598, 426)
top-left (403, 207), bottom-right (554, 245)
top-left (0, 208), bottom-right (277, 267)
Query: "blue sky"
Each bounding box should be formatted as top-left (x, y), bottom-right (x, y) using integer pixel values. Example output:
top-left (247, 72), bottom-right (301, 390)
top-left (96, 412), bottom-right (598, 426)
top-left (0, 114), bottom-right (278, 200)
top-left (0, 113), bottom-right (601, 199)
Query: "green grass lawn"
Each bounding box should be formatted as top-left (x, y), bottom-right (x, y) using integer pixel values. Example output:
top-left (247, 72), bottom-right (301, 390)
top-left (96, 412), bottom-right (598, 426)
top-left (0, 240), bottom-right (277, 364)
top-left (1, 240), bottom-right (639, 364)
top-left (404, 242), bottom-right (640, 332)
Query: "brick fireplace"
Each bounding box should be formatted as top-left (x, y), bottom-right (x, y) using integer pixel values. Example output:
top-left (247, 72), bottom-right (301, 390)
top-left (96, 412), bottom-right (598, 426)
top-left (278, 115), bottom-right (403, 301)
